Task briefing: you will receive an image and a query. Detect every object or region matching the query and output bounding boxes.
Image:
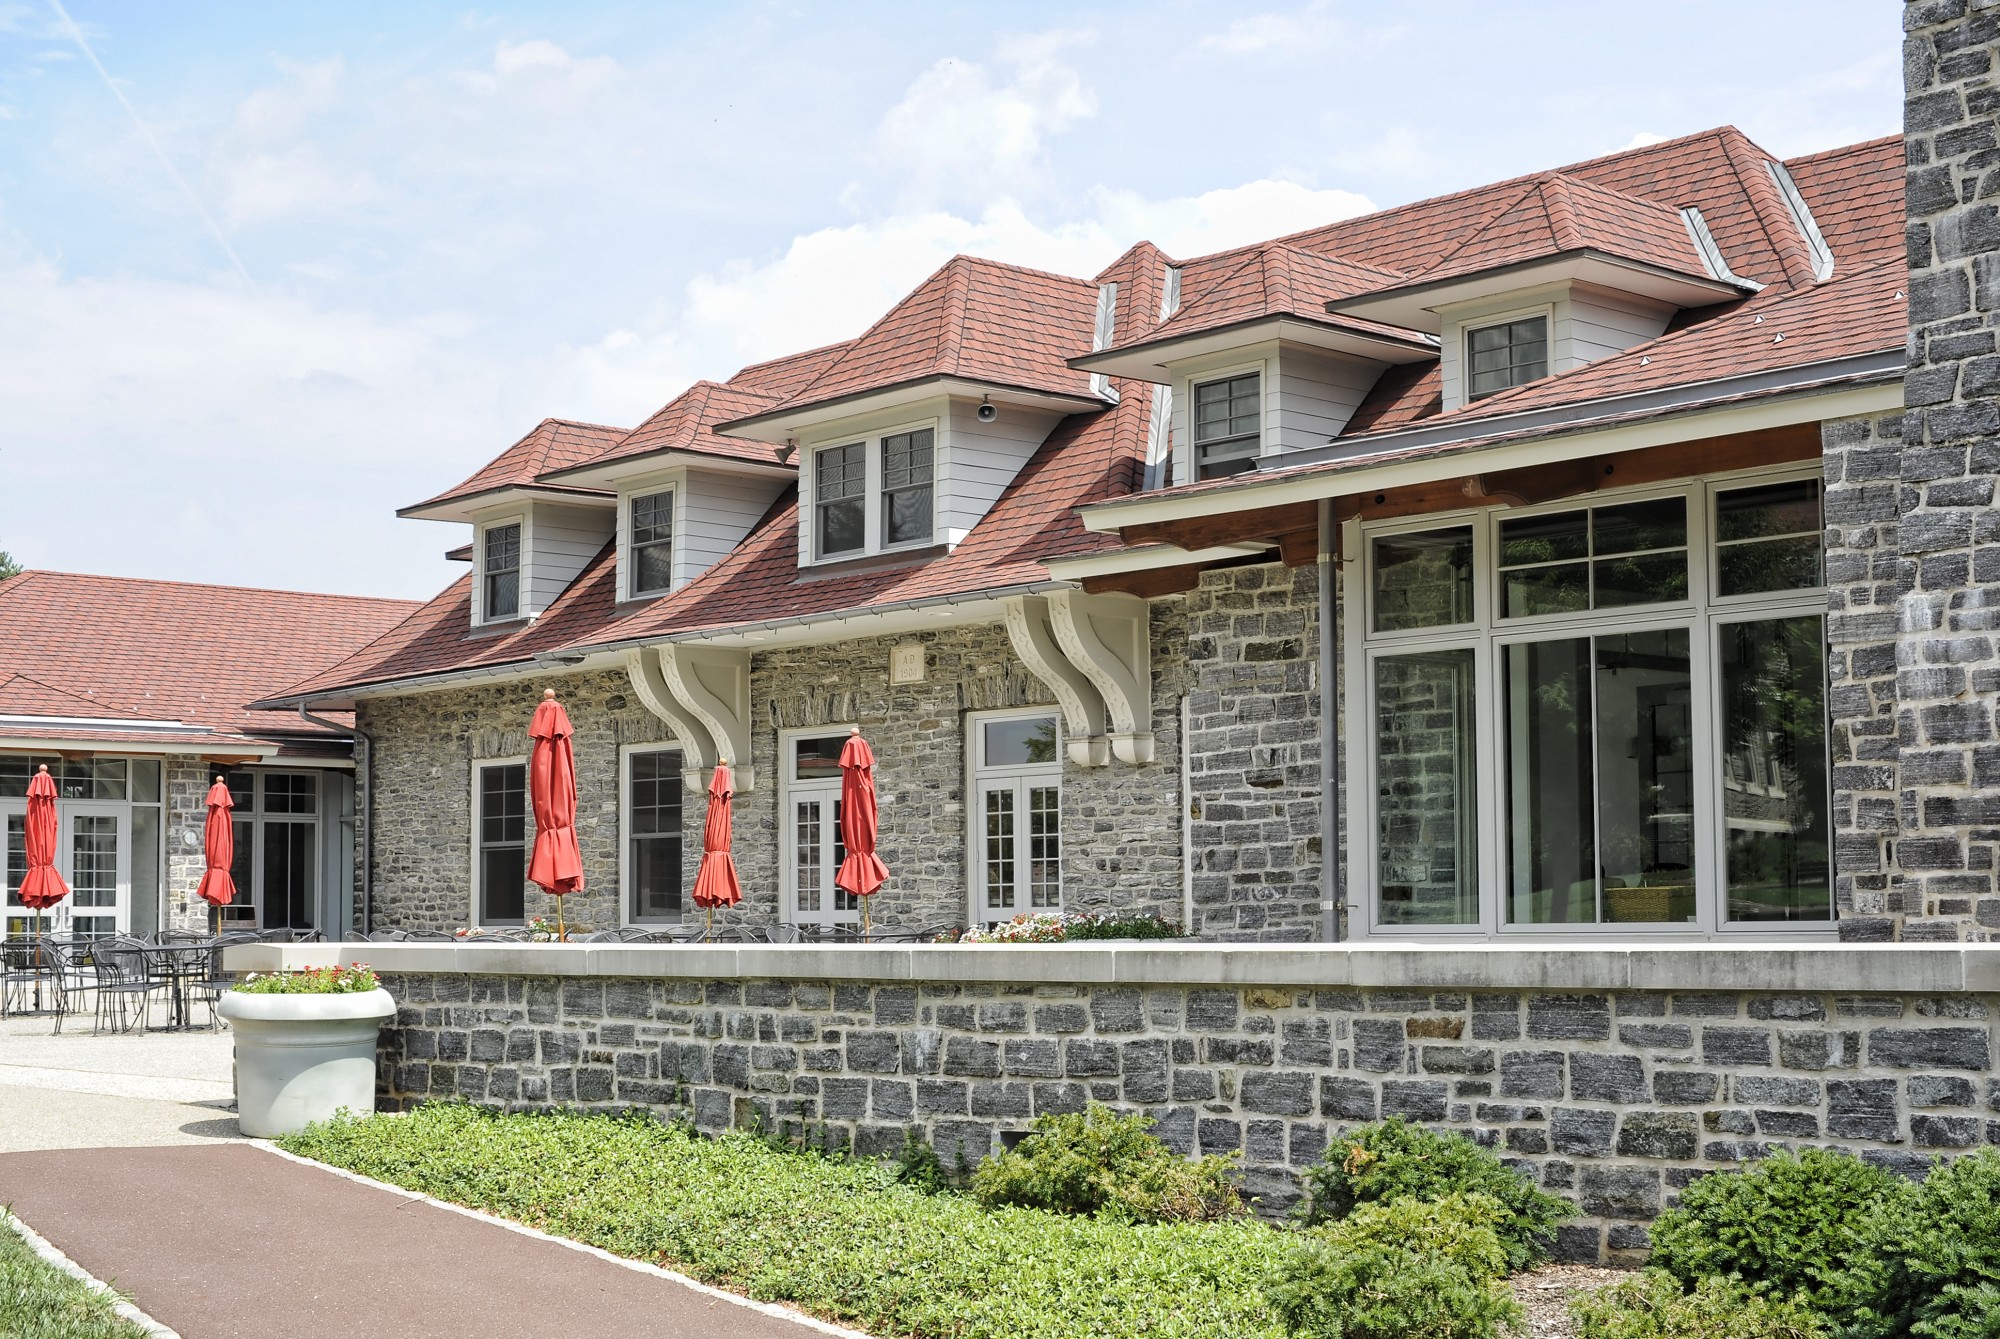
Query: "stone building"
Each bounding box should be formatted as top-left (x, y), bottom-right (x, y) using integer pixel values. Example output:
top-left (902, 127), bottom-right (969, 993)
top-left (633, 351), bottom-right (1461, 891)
top-left (0, 571), bottom-right (417, 938)
top-left (262, 14), bottom-right (1989, 956)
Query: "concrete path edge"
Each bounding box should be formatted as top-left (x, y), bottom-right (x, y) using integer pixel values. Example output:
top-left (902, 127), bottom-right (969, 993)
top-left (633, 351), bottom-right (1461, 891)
top-left (248, 1140), bottom-right (876, 1339)
top-left (2, 1207), bottom-right (182, 1339)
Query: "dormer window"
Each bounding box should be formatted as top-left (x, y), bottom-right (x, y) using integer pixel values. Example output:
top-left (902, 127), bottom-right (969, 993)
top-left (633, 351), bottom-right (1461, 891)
top-left (1193, 371), bottom-right (1261, 480)
top-left (482, 523), bottom-right (521, 620)
top-left (1467, 315), bottom-right (1549, 400)
top-left (815, 443), bottom-right (866, 557)
top-left (631, 490), bottom-right (674, 596)
top-left (882, 428), bottom-right (934, 546)
top-left (808, 422), bottom-right (940, 563)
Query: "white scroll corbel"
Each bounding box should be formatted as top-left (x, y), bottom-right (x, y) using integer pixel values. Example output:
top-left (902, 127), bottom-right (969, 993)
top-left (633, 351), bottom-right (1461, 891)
top-left (657, 643), bottom-right (756, 792)
top-left (624, 648), bottom-right (715, 791)
top-left (1046, 589), bottom-right (1155, 765)
top-left (1004, 594), bottom-right (1111, 766)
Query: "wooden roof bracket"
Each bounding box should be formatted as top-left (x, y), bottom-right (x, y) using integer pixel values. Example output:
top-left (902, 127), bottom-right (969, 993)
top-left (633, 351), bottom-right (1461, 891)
top-left (657, 644), bottom-right (756, 792)
top-left (623, 647), bottom-right (719, 791)
top-left (1047, 589), bottom-right (1155, 766)
top-left (1004, 595), bottom-right (1112, 767)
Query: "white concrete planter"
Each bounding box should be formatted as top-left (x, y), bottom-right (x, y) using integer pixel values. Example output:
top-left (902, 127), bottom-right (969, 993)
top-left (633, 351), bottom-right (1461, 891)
top-left (217, 987), bottom-right (396, 1138)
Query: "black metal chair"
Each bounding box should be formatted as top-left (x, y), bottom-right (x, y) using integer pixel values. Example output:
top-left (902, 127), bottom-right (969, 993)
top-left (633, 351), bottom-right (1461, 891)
top-left (364, 929), bottom-right (413, 942)
top-left (0, 938), bottom-right (67, 1022)
top-left (89, 939), bottom-right (165, 1035)
top-left (176, 941), bottom-right (227, 1032)
top-left (406, 930), bottom-right (457, 942)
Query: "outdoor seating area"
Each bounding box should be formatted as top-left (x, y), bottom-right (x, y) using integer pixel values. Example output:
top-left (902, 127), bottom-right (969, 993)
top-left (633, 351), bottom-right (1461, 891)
top-left (0, 927), bottom-right (322, 1036)
top-left (364, 922), bottom-right (961, 944)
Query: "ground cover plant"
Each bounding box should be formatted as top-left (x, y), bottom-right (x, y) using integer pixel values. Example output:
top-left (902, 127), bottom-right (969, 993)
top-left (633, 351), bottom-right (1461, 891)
top-left (1580, 1146), bottom-right (2000, 1338)
top-left (955, 911), bottom-right (1185, 943)
top-left (0, 1213), bottom-right (152, 1339)
top-left (283, 1103), bottom-right (1292, 1339)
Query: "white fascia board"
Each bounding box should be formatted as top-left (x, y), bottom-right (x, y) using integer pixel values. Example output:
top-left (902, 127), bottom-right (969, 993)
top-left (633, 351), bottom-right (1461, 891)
top-left (538, 451), bottom-right (796, 490)
top-left (1042, 543), bottom-right (1273, 580)
top-left (1078, 379), bottom-right (1902, 533)
top-left (0, 734), bottom-right (279, 758)
top-left (1330, 252), bottom-right (1751, 334)
top-left (666, 590), bottom-right (1037, 651)
top-left (396, 484), bottom-right (615, 524)
top-left (716, 377), bottom-right (1106, 443)
top-left (1072, 317), bottom-right (1437, 383)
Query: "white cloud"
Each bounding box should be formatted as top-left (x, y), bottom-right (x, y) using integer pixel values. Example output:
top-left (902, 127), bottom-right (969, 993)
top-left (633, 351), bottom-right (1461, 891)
top-left (1201, 6), bottom-right (1342, 53)
top-left (559, 177), bottom-right (1377, 420)
top-left (874, 39), bottom-right (1097, 208)
top-left (233, 56), bottom-right (344, 143)
top-left (1619, 130), bottom-right (1670, 151)
top-left (455, 39), bottom-right (624, 110)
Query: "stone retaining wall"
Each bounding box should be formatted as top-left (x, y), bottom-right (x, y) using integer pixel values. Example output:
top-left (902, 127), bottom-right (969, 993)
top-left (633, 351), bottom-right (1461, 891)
top-left (230, 942), bottom-right (2000, 1264)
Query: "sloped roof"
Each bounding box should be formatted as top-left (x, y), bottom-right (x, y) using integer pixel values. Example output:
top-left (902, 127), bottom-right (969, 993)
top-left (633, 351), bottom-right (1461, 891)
top-left (0, 571), bottom-right (419, 746)
top-left (723, 256), bottom-right (1104, 427)
top-left (543, 380), bottom-right (794, 480)
top-left (402, 418), bottom-right (628, 516)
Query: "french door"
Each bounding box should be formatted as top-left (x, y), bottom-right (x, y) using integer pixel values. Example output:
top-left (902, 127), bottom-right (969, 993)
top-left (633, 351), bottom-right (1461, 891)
top-left (973, 778), bottom-right (1061, 920)
top-left (785, 786), bottom-right (859, 928)
top-left (2, 800), bottom-right (130, 939)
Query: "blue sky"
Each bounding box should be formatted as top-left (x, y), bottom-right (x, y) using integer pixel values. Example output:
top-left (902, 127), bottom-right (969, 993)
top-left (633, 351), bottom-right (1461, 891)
top-left (0, 1), bottom-right (1899, 598)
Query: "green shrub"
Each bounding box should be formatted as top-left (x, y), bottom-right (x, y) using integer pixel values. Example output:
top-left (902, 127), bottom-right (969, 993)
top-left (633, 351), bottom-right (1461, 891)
top-left (970, 1103), bottom-right (1245, 1223)
top-left (232, 963), bottom-right (379, 994)
top-left (1904, 1147), bottom-right (2000, 1338)
top-left (1647, 1147), bottom-right (1917, 1335)
top-left (1265, 1194), bottom-right (1522, 1339)
top-left (1296, 1117), bottom-right (1573, 1270)
top-left (283, 1104), bottom-right (1287, 1338)
top-left (1569, 1270), bottom-right (1831, 1339)
top-left (892, 1128), bottom-right (952, 1195)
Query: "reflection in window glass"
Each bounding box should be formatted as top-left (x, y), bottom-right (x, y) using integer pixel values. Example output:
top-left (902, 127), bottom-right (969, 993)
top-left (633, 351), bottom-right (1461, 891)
top-left (478, 763), bottom-right (527, 924)
top-left (1375, 650), bottom-right (1478, 925)
top-left (815, 444), bottom-right (866, 556)
top-left (1594, 631), bottom-right (1695, 924)
top-left (632, 490), bottom-right (675, 595)
top-left (1722, 617), bottom-right (1830, 921)
top-left (629, 750), bottom-right (683, 921)
top-left (793, 736), bottom-right (847, 780)
top-left (1372, 528), bottom-right (1474, 631)
top-left (1716, 481), bottom-right (1823, 596)
top-left (983, 716), bottom-right (1058, 766)
top-left (1504, 638), bottom-right (1597, 924)
top-left (1468, 316), bottom-right (1549, 399)
top-left (882, 429), bottom-right (935, 547)
top-left (1500, 500), bottom-right (1687, 617)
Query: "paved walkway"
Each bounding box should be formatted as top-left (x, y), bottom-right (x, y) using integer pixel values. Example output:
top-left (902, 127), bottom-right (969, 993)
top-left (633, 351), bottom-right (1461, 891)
top-left (0, 1017), bottom-right (856, 1337)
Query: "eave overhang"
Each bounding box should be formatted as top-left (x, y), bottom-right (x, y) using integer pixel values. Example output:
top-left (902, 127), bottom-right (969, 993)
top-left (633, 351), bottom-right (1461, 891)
top-left (1327, 250), bottom-right (1755, 334)
top-left (537, 449), bottom-right (797, 491)
top-left (397, 482), bottom-right (615, 524)
top-left (1069, 315), bottom-right (1439, 383)
top-left (715, 375), bottom-right (1108, 444)
top-left (1041, 543), bottom-right (1274, 581)
top-left (1077, 351), bottom-right (1903, 533)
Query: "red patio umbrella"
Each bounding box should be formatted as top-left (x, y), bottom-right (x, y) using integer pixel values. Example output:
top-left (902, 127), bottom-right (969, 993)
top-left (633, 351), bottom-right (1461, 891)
top-left (19, 765), bottom-right (69, 929)
top-left (691, 759), bottom-right (743, 939)
top-left (835, 727), bottom-right (889, 936)
top-left (527, 689), bottom-right (585, 940)
top-left (194, 776), bottom-right (237, 912)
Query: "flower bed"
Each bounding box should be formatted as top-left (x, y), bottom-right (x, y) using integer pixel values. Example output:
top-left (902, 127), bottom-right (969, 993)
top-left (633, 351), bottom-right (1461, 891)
top-left (232, 963), bottom-right (379, 994)
top-left (955, 911), bottom-right (1185, 943)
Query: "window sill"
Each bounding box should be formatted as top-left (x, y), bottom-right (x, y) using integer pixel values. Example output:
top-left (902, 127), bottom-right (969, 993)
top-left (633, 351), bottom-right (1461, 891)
top-left (798, 544), bottom-right (948, 581)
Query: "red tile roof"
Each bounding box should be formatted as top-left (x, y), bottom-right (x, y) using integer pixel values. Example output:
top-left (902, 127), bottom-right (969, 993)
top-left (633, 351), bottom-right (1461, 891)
top-left (403, 418), bottom-right (628, 516)
top-left (544, 381), bottom-right (794, 480)
top-left (0, 571), bottom-right (420, 745)
top-left (725, 256), bottom-right (1104, 427)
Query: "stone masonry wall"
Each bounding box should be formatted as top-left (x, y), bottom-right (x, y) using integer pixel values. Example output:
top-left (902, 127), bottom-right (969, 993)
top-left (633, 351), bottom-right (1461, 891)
top-left (1183, 562), bottom-right (1324, 940)
top-left (376, 968), bottom-right (2000, 1263)
top-left (359, 619), bottom-right (1189, 935)
top-left (358, 672), bottom-right (684, 934)
top-left (163, 756), bottom-right (215, 934)
top-left (1821, 3), bottom-right (2000, 941)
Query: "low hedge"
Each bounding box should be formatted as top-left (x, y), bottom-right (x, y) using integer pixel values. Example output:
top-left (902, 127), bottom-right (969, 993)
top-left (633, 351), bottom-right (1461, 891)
top-left (283, 1104), bottom-right (1291, 1339)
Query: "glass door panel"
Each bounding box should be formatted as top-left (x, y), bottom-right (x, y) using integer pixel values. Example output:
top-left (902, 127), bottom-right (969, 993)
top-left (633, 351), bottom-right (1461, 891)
top-left (262, 820), bottom-right (317, 930)
top-left (1026, 784), bottom-right (1061, 911)
top-left (65, 806), bottom-right (128, 939)
top-left (3, 803), bottom-right (28, 940)
top-left (1720, 616), bottom-right (1831, 921)
top-left (1374, 650), bottom-right (1479, 926)
top-left (787, 789), bottom-right (856, 926)
top-left (980, 785), bottom-right (1018, 917)
top-left (1595, 631), bottom-right (1695, 924)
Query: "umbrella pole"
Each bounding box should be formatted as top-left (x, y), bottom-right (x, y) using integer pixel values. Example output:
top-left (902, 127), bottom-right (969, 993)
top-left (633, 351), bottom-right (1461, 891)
top-left (555, 897), bottom-right (566, 943)
top-left (862, 897), bottom-right (871, 940)
top-left (705, 905), bottom-right (713, 942)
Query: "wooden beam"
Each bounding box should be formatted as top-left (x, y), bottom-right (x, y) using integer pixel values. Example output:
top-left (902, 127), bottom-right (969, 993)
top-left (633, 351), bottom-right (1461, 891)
top-left (1081, 564), bottom-right (1208, 599)
top-left (1276, 527), bottom-right (1320, 567)
top-left (1121, 501), bottom-right (1317, 553)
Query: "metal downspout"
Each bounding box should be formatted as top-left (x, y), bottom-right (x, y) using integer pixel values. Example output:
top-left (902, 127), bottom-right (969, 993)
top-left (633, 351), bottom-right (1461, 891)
top-left (1318, 499), bottom-right (1343, 943)
top-left (299, 704), bottom-right (370, 937)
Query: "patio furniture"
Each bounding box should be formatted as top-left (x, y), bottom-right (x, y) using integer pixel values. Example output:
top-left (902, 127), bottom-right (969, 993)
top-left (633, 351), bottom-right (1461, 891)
top-left (0, 937), bottom-right (67, 1021)
top-left (144, 940), bottom-right (222, 1032)
top-left (90, 939), bottom-right (166, 1035)
top-left (580, 927), bottom-right (659, 943)
top-left (364, 929), bottom-right (413, 942)
top-left (767, 923), bottom-right (804, 945)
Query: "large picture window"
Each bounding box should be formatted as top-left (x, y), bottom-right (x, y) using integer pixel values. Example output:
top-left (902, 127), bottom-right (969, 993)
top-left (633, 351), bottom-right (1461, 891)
top-left (221, 770), bottom-right (321, 931)
top-left (475, 761), bottom-right (528, 925)
top-left (1355, 472), bottom-right (1828, 937)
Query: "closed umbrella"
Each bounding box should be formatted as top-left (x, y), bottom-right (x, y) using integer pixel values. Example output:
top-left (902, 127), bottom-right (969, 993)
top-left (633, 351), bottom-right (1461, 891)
top-left (527, 689), bottom-right (585, 941)
top-left (194, 777), bottom-right (237, 913)
top-left (691, 760), bottom-right (743, 940)
top-left (18, 766), bottom-right (67, 1010)
top-left (835, 727), bottom-right (889, 937)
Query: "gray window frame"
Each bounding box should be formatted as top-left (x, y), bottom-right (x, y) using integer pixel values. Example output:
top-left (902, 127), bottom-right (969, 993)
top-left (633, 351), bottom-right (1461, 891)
top-left (880, 427), bottom-right (935, 549)
top-left (814, 443), bottom-right (867, 558)
top-left (1467, 315), bottom-right (1550, 400)
top-left (1192, 372), bottom-right (1261, 480)
top-left (483, 522), bottom-right (522, 620)
top-left (630, 490), bottom-right (675, 597)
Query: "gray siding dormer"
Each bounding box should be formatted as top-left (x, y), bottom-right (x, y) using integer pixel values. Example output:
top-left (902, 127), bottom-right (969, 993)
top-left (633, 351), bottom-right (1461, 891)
top-left (522, 502), bottom-right (616, 616)
top-left (676, 471), bottom-right (787, 589)
top-left (940, 399), bottom-right (1064, 546)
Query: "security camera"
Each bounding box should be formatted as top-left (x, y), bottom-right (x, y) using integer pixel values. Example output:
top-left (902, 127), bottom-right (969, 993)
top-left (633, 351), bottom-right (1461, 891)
top-left (976, 400), bottom-right (998, 423)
